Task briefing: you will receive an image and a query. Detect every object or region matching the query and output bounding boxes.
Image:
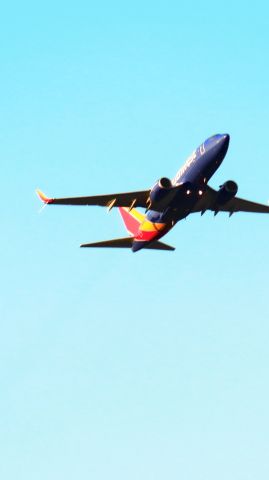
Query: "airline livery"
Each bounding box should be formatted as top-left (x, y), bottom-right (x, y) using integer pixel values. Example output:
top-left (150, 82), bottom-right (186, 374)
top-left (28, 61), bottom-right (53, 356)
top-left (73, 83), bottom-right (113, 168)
top-left (37, 134), bottom-right (269, 252)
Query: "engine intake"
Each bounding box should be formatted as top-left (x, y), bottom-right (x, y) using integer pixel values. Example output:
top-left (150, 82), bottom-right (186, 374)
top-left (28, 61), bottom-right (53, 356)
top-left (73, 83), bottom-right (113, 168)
top-left (158, 177), bottom-right (172, 189)
top-left (150, 177), bottom-right (173, 209)
top-left (217, 180), bottom-right (238, 204)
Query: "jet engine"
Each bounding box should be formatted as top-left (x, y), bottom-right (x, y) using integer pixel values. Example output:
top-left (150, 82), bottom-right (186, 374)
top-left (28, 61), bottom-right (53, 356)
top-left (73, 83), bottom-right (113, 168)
top-left (217, 180), bottom-right (238, 204)
top-left (149, 177), bottom-right (174, 209)
top-left (149, 178), bottom-right (195, 210)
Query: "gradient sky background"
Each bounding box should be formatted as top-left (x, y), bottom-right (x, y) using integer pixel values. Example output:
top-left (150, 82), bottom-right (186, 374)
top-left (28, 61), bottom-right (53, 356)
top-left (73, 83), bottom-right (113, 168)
top-left (1, 1), bottom-right (269, 479)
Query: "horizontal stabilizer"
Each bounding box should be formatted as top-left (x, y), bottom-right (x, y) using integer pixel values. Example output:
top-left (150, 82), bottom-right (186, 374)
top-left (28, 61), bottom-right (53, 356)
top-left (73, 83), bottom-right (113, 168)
top-left (81, 237), bottom-right (133, 248)
top-left (80, 237), bottom-right (175, 251)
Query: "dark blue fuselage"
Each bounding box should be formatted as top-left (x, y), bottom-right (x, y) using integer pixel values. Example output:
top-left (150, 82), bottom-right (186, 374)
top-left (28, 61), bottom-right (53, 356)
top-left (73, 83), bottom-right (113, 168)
top-left (147, 133), bottom-right (230, 224)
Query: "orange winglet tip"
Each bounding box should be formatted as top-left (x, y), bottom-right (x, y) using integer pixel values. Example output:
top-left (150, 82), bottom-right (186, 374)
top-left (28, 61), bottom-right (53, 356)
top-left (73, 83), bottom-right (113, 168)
top-left (36, 189), bottom-right (53, 204)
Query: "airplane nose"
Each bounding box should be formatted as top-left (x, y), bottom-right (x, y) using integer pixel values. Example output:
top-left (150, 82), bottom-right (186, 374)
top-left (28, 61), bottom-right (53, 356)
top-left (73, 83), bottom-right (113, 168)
top-left (218, 133), bottom-right (230, 156)
top-left (222, 133), bottom-right (230, 144)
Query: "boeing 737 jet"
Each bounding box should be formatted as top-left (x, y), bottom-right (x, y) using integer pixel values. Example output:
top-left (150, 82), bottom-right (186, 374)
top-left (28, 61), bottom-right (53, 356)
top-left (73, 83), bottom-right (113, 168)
top-left (37, 134), bottom-right (269, 252)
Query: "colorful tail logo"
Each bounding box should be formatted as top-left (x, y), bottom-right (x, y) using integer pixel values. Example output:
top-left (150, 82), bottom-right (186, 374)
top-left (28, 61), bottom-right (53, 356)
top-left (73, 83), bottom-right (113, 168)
top-left (80, 207), bottom-right (174, 252)
top-left (118, 207), bottom-right (145, 236)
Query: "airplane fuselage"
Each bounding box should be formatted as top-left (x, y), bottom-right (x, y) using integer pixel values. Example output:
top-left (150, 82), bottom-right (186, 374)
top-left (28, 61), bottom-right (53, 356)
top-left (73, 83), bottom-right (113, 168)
top-left (132, 134), bottom-right (230, 251)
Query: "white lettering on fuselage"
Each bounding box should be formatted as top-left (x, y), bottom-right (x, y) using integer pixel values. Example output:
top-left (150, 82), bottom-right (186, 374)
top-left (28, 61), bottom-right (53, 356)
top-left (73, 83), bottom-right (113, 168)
top-left (173, 150), bottom-right (197, 185)
top-left (200, 143), bottom-right (205, 155)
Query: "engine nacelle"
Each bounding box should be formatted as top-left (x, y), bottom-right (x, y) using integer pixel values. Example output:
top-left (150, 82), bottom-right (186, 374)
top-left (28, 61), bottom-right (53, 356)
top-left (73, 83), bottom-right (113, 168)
top-left (149, 177), bottom-right (173, 209)
top-left (217, 180), bottom-right (238, 204)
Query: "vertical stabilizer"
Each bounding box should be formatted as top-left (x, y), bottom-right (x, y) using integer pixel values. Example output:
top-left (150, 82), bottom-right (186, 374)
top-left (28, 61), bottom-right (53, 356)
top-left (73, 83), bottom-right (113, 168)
top-left (118, 207), bottom-right (145, 236)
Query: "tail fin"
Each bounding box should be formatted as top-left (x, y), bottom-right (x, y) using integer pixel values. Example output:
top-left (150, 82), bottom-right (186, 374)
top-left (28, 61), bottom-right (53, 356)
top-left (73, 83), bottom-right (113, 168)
top-left (81, 207), bottom-right (174, 251)
top-left (118, 207), bottom-right (145, 236)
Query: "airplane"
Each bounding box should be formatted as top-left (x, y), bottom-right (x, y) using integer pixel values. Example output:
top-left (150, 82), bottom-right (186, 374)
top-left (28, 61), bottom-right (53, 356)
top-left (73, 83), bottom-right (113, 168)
top-left (36, 133), bottom-right (269, 252)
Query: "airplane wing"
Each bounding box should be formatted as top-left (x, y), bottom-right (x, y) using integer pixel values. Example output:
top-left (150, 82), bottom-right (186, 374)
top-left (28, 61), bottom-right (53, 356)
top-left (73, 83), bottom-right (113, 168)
top-left (193, 186), bottom-right (269, 214)
top-left (36, 188), bottom-right (150, 209)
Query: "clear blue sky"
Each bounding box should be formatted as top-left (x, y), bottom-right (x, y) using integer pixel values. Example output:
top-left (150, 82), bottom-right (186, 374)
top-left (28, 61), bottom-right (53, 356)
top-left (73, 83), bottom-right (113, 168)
top-left (1, 1), bottom-right (269, 478)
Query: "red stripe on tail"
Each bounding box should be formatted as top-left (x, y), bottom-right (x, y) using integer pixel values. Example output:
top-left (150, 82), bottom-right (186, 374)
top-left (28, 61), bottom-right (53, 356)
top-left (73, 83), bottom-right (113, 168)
top-left (118, 207), bottom-right (144, 236)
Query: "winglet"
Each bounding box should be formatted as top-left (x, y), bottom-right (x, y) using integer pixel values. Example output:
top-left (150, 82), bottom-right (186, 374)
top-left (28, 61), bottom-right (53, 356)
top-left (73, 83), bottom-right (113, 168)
top-left (36, 189), bottom-right (53, 204)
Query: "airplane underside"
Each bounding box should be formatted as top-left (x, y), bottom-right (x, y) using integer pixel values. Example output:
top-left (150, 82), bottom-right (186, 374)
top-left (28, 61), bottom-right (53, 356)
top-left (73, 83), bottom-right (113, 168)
top-left (36, 133), bottom-right (269, 252)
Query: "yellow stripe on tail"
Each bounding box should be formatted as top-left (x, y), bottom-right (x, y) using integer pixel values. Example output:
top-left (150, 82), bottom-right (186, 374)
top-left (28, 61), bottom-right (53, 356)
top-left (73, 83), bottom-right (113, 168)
top-left (118, 207), bottom-right (145, 236)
